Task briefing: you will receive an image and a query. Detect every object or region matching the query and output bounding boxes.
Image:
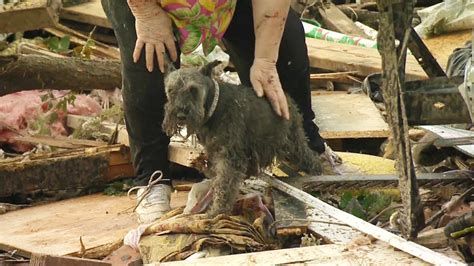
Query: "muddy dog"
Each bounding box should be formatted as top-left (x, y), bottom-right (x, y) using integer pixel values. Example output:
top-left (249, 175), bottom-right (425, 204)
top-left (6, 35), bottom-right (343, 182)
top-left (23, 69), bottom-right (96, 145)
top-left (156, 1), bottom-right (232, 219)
top-left (162, 61), bottom-right (322, 217)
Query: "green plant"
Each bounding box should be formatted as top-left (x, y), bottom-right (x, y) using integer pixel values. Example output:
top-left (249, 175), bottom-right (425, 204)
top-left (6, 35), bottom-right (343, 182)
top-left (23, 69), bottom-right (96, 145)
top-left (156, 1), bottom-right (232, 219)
top-left (45, 36), bottom-right (71, 53)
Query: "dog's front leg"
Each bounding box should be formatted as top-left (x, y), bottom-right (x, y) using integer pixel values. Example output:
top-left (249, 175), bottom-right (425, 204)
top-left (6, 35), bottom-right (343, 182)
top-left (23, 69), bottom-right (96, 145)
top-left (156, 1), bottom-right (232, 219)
top-left (207, 152), bottom-right (247, 217)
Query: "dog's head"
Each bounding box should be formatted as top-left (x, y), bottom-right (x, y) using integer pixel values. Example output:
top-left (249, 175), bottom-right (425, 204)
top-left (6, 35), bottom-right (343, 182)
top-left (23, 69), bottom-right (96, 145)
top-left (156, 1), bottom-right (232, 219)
top-left (162, 60), bottom-right (222, 137)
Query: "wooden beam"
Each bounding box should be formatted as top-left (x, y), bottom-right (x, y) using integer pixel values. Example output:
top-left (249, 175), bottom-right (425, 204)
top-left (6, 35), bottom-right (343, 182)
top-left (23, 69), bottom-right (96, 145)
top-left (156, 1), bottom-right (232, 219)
top-left (376, 0), bottom-right (424, 239)
top-left (0, 0), bottom-right (61, 33)
top-left (260, 174), bottom-right (464, 266)
top-left (306, 38), bottom-right (427, 81)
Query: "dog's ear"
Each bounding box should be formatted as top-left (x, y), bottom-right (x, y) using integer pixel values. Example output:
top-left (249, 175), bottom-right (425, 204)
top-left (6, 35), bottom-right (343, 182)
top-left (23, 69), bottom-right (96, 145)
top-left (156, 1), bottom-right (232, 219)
top-left (199, 60), bottom-right (222, 77)
top-left (163, 54), bottom-right (177, 77)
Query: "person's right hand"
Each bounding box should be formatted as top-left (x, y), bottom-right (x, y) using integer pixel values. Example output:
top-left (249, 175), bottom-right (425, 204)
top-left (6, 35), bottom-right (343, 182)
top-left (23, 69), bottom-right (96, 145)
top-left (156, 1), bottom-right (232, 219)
top-left (132, 7), bottom-right (177, 73)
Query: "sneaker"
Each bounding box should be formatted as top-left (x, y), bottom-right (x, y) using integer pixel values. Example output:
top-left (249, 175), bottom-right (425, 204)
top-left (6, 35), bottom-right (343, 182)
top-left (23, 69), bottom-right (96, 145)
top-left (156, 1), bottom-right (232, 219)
top-left (129, 171), bottom-right (172, 224)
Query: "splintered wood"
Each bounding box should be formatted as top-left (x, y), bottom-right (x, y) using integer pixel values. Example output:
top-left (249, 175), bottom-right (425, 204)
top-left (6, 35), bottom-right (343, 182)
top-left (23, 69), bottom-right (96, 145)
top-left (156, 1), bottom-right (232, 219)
top-left (0, 0), bottom-right (61, 33)
top-left (311, 93), bottom-right (390, 139)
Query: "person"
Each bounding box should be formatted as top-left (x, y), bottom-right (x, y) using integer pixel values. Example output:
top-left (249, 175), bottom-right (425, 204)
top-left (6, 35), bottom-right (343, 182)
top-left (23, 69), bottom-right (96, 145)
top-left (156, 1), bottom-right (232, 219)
top-left (101, 0), bottom-right (338, 223)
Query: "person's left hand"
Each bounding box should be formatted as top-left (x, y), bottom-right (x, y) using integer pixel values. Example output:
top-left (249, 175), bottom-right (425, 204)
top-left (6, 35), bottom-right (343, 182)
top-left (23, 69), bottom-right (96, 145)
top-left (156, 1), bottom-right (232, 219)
top-left (250, 58), bottom-right (290, 120)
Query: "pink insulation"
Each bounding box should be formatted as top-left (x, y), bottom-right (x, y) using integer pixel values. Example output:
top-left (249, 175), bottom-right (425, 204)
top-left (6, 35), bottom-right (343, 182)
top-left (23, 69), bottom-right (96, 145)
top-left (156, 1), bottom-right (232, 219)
top-left (0, 90), bottom-right (102, 152)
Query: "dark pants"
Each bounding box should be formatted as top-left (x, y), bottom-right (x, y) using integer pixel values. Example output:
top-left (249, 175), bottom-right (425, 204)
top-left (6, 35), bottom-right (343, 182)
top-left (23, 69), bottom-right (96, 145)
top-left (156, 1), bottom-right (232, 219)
top-left (101, 0), bottom-right (326, 185)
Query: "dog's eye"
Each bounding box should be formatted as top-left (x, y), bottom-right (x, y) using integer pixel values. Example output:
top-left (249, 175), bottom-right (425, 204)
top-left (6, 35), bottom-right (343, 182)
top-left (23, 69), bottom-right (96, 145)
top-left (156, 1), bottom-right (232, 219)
top-left (187, 85), bottom-right (199, 98)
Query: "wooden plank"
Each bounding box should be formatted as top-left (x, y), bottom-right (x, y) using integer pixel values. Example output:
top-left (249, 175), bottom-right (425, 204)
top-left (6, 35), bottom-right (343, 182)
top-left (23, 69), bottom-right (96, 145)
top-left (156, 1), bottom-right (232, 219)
top-left (260, 174), bottom-right (465, 266)
top-left (159, 242), bottom-right (427, 266)
top-left (0, 194), bottom-right (137, 257)
top-left (306, 38), bottom-right (427, 81)
top-left (418, 125), bottom-right (474, 157)
top-left (13, 135), bottom-right (107, 149)
top-left (30, 254), bottom-right (111, 266)
top-left (311, 93), bottom-right (390, 139)
top-left (0, 192), bottom-right (188, 258)
top-left (60, 0), bottom-right (112, 29)
top-left (317, 3), bottom-right (370, 39)
top-left (0, 0), bottom-right (61, 33)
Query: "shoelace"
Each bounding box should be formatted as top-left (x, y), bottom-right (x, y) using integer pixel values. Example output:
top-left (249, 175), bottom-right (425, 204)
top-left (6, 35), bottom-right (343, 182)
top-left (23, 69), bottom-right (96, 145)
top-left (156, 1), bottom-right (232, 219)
top-left (127, 170), bottom-right (168, 212)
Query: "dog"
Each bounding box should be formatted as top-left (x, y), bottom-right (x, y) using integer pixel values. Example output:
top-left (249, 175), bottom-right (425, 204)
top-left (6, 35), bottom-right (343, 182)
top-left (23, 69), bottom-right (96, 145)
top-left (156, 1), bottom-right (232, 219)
top-left (163, 61), bottom-right (322, 216)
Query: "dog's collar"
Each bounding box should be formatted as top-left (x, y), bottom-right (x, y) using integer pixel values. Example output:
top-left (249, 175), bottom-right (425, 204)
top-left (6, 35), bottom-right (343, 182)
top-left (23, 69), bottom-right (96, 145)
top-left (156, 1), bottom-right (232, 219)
top-left (204, 79), bottom-right (220, 122)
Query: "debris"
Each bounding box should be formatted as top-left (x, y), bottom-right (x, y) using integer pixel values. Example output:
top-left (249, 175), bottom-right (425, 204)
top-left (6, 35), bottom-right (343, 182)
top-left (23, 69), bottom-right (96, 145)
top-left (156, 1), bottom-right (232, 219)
top-left (0, 54), bottom-right (121, 96)
top-left (0, 194), bottom-right (138, 258)
top-left (0, 145), bottom-right (133, 199)
top-left (303, 20), bottom-right (378, 49)
top-left (416, 227), bottom-right (449, 249)
top-left (138, 195), bottom-right (276, 263)
top-left (30, 253), bottom-right (111, 266)
top-left (419, 125), bottom-right (474, 157)
top-left (60, 0), bottom-right (112, 29)
top-left (447, 41), bottom-right (472, 78)
top-left (260, 174), bottom-right (464, 265)
top-left (102, 245), bottom-right (142, 266)
top-left (311, 93), bottom-right (390, 140)
top-left (415, 0), bottom-right (474, 38)
top-left (0, 203), bottom-right (29, 215)
top-left (0, 90), bottom-right (102, 152)
top-left (377, 0), bottom-right (424, 238)
top-left (157, 242), bottom-right (428, 265)
top-left (444, 210), bottom-right (474, 262)
top-left (315, 3), bottom-right (370, 39)
top-left (306, 38), bottom-right (427, 80)
top-left (0, 0), bottom-right (61, 34)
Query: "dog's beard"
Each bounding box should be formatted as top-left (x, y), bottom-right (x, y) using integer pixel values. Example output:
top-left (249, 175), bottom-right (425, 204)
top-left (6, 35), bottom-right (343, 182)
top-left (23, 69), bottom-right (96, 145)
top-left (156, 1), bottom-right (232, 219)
top-left (162, 105), bottom-right (206, 138)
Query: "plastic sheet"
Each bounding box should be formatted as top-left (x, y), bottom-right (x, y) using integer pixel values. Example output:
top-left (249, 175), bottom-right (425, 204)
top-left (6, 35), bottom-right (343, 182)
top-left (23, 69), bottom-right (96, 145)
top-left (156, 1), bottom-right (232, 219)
top-left (415, 0), bottom-right (474, 38)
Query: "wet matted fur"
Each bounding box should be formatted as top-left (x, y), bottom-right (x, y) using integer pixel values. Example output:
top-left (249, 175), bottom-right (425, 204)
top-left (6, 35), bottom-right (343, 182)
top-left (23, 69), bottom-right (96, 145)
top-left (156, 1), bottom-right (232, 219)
top-left (163, 61), bottom-right (322, 216)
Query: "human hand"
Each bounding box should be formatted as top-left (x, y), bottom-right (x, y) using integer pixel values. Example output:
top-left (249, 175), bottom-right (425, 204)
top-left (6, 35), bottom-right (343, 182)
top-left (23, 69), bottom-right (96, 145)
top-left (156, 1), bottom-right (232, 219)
top-left (250, 58), bottom-right (290, 120)
top-left (131, 6), bottom-right (177, 73)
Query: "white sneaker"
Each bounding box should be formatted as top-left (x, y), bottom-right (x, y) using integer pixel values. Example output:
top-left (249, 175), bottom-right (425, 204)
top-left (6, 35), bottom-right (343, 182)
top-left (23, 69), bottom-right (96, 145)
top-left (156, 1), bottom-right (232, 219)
top-left (129, 171), bottom-right (172, 224)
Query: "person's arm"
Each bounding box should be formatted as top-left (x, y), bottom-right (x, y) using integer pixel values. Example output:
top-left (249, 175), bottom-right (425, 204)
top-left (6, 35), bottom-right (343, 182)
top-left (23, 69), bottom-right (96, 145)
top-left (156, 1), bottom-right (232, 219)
top-left (250, 0), bottom-right (291, 120)
top-left (127, 0), bottom-right (177, 73)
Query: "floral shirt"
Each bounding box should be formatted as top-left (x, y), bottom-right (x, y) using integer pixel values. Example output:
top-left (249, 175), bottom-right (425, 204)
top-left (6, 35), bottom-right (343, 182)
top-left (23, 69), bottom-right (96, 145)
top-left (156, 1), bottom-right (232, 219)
top-left (160, 0), bottom-right (237, 55)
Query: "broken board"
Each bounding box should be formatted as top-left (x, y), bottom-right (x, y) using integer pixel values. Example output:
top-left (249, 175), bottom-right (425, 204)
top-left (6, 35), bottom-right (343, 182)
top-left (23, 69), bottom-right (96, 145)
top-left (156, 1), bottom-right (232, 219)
top-left (0, 0), bottom-right (61, 33)
top-left (60, 0), bottom-right (111, 29)
top-left (0, 192), bottom-right (188, 257)
top-left (311, 93), bottom-right (391, 139)
top-left (306, 38), bottom-right (427, 81)
top-left (418, 125), bottom-right (474, 157)
top-left (423, 30), bottom-right (472, 70)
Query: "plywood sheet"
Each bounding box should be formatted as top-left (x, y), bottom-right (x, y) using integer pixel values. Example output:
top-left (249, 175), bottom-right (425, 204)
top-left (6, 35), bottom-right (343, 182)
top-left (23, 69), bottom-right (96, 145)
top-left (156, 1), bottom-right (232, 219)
top-left (423, 30), bottom-right (472, 70)
top-left (306, 38), bottom-right (428, 81)
top-left (312, 93), bottom-right (390, 139)
top-left (61, 0), bottom-right (111, 29)
top-left (0, 192), bottom-right (188, 257)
